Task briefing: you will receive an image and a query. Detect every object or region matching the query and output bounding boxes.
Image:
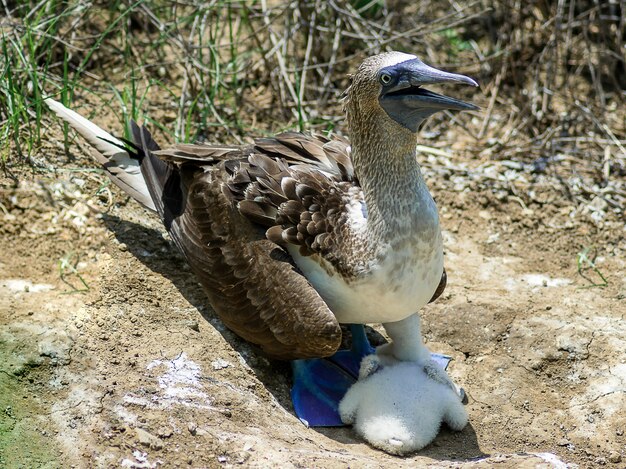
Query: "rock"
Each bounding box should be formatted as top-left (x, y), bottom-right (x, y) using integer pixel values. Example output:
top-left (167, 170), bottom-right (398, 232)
top-left (157, 427), bottom-right (173, 439)
top-left (135, 427), bottom-right (164, 450)
top-left (555, 325), bottom-right (591, 358)
top-left (608, 451), bottom-right (621, 464)
top-left (38, 331), bottom-right (73, 365)
top-left (588, 195), bottom-right (608, 212)
top-left (212, 359), bottom-right (231, 370)
top-left (187, 422), bottom-right (197, 436)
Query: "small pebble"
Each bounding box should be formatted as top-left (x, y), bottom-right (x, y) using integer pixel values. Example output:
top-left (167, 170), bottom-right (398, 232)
top-left (212, 359), bottom-right (231, 370)
top-left (135, 427), bottom-right (163, 450)
top-left (188, 422), bottom-right (197, 436)
top-left (608, 452), bottom-right (621, 464)
top-left (157, 427), bottom-right (173, 438)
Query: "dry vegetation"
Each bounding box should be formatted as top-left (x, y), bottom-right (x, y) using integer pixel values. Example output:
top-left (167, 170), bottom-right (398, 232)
top-left (1, 1), bottom-right (625, 467)
top-left (2, 0), bottom-right (624, 228)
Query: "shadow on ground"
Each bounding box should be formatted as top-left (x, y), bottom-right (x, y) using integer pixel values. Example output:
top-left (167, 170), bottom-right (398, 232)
top-left (100, 214), bottom-right (481, 458)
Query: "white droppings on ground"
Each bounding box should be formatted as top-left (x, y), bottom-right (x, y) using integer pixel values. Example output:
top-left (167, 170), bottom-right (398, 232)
top-left (3, 279), bottom-right (54, 293)
top-left (533, 452), bottom-right (571, 469)
top-left (120, 450), bottom-right (161, 468)
top-left (113, 404), bottom-right (139, 425)
top-left (505, 273), bottom-right (572, 292)
top-left (522, 274), bottom-right (572, 288)
top-left (211, 358), bottom-right (231, 370)
top-left (123, 353), bottom-right (214, 410)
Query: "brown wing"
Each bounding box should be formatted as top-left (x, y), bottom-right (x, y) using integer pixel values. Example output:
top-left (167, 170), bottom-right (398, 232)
top-left (155, 132), bottom-right (354, 180)
top-left (253, 132), bottom-right (354, 181)
top-left (158, 132), bottom-right (366, 278)
top-left (133, 125), bottom-right (342, 360)
top-left (176, 166), bottom-right (342, 359)
top-left (219, 134), bottom-right (369, 278)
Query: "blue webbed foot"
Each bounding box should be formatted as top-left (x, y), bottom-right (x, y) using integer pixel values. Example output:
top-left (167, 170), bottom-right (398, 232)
top-left (291, 324), bottom-right (373, 427)
top-left (429, 352), bottom-right (453, 370)
top-left (291, 357), bottom-right (355, 427)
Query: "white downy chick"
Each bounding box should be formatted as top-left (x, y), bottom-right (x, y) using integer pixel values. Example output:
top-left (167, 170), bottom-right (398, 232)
top-left (339, 355), bottom-right (468, 455)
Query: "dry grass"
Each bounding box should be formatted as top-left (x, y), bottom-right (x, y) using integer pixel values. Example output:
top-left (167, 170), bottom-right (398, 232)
top-left (1, 0), bottom-right (624, 218)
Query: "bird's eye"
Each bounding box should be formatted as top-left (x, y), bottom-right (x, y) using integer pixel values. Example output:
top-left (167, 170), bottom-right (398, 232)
top-left (380, 73), bottom-right (392, 85)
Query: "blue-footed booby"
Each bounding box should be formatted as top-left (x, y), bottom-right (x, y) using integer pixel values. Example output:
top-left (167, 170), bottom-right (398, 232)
top-left (46, 51), bottom-right (478, 454)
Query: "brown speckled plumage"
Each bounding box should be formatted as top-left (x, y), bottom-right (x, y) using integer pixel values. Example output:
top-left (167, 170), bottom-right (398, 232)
top-left (45, 51), bottom-right (476, 360)
top-left (131, 111), bottom-right (444, 355)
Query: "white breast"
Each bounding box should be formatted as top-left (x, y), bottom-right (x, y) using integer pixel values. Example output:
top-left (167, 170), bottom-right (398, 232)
top-left (287, 234), bottom-right (443, 324)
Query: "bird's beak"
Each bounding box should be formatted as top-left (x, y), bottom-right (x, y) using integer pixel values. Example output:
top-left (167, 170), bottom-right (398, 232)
top-left (379, 58), bottom-right (479, 132)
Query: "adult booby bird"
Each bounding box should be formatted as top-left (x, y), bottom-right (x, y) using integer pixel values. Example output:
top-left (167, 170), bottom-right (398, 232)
top-left (46, 51), bottom-right (478, 453)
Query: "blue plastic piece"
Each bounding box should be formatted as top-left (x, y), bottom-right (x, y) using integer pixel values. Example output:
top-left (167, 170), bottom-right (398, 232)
top-left (290, 324), bottom-right (452, 427)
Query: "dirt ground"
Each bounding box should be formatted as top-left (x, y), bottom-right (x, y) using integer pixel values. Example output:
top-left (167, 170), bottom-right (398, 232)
top-left (1, 123), bottom-right (624, 469)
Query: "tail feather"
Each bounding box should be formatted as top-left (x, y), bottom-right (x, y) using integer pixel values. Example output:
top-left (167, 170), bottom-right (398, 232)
top-left (45, 98), bottom-right (156, 212)
top-left (129, 122), bottom-right (184, 231)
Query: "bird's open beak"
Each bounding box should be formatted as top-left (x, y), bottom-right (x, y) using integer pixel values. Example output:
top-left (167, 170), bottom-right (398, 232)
top-left (379, 58), bottom-right (479, 132)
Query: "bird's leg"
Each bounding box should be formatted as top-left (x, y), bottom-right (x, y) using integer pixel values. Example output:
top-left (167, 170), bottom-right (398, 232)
top-left (349, 323), bottom-right (375, 358)
top-left (380, 314), bottom-right (462, 398)
top-left (379, 314), bottom-right (431, 363)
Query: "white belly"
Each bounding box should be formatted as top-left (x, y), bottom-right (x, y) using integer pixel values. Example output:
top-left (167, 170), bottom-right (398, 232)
top-left (288, 238), bottom-right (443, 324)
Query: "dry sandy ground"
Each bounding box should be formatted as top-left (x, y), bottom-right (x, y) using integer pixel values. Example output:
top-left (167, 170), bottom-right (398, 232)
top-left (1, 146), bottom-right (625, 468)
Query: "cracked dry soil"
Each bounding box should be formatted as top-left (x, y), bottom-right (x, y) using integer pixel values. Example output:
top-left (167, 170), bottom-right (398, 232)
top-left (1, 155), bottom-right (625, 468)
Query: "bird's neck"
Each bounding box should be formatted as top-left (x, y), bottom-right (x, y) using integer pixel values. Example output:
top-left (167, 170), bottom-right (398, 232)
top-left (348, 111), bottom-right (438, 245)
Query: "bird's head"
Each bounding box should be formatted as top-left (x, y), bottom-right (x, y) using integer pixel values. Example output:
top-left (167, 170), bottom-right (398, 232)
top-left (345, 52), bottom-right (479, 132)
